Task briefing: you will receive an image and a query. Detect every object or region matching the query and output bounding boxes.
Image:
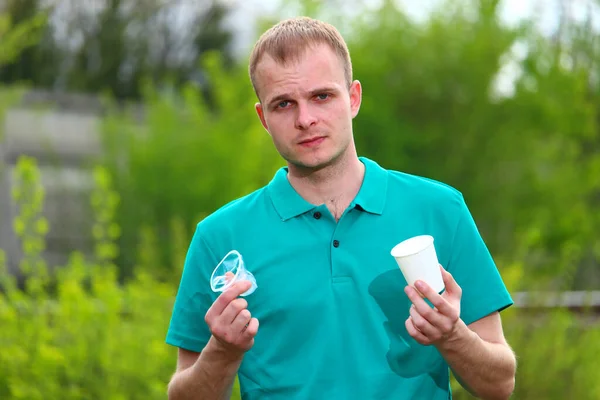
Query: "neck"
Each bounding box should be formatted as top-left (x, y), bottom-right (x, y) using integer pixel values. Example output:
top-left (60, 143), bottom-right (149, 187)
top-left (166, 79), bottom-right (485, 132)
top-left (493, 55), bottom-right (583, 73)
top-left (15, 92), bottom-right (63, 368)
top-left (287, 151), bottom-right (365, 218)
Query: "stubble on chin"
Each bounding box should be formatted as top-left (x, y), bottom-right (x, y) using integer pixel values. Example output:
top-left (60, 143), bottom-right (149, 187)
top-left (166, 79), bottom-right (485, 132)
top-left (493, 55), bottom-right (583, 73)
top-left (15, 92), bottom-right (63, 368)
top-left (287, 144), bottom-right (349, 176)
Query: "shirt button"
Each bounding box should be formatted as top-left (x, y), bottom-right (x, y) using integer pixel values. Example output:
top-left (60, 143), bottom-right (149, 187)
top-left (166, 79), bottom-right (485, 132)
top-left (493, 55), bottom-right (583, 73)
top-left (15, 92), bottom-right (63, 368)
top-left (313, 212), bottom-right (322, 219)
top-left (333, 240), bottom-right (340, 248)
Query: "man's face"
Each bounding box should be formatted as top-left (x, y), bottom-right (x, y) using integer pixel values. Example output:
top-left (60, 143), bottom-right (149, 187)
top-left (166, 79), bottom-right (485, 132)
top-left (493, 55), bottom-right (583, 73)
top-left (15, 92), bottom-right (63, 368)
top-left (254, 44), bottom-right (362, 171)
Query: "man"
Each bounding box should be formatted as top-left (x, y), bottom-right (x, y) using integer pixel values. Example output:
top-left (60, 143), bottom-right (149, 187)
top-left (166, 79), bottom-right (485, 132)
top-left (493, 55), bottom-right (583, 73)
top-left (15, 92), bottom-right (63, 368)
top-left (166, 16), bottom-right (516, 400)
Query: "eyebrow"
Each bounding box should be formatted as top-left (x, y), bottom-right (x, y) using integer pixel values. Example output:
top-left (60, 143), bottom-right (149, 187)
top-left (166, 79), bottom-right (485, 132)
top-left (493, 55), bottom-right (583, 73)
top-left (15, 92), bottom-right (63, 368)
top-left (267, 86), bottom-right (339, 107)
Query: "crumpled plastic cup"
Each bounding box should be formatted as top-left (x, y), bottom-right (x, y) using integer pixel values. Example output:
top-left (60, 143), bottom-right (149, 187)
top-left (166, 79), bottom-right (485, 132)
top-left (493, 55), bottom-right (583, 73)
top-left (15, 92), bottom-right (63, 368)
top-left (210, 250), bottom-right (257, 297)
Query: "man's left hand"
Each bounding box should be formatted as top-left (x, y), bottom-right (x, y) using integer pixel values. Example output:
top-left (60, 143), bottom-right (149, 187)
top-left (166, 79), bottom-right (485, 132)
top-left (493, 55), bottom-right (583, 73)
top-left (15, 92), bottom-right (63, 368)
top-left (404, 265), bottom-right (463, 346)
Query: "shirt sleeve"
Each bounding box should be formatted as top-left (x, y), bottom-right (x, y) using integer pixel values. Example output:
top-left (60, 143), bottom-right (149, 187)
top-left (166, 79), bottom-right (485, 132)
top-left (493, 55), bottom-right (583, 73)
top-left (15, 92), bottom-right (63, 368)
top-left (448, 195), bottom-right (514, 326)
top-left (165, 223), bottom-right (219, 352)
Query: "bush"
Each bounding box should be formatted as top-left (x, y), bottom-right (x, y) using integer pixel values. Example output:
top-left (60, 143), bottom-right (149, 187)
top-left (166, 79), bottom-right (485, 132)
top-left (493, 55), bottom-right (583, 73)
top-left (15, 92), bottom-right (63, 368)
top-left (450, 260), bottom-right (600, 399)
top-left (451, 304), bottom-right (600, 399)
top-left (0, 156), bottom-right (178, 399)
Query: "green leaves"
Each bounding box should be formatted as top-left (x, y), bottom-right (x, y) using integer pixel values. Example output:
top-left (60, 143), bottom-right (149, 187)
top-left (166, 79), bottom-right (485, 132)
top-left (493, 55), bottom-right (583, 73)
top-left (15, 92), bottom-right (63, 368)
top-left (90, 166), bottom-right (121, 269)
top-left (0, 12), bottom-right (47, 67)
top-left (0, 161), bottom-right (176, 400)
top-left (11, 156), bottom-right (48, 295)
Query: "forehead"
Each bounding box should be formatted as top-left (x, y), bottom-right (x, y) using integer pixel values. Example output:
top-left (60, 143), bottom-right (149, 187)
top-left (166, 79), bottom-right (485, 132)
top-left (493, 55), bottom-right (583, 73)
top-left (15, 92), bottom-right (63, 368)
top-left (254, 44), bottom-right (346, 101)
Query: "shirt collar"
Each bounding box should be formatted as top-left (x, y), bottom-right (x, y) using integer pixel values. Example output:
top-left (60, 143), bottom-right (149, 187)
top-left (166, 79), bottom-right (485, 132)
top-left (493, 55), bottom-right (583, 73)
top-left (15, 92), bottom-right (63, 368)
top-left (351, 157), bottom-right (388, 215)
top-left (267, 156), bottom-right (388, 221)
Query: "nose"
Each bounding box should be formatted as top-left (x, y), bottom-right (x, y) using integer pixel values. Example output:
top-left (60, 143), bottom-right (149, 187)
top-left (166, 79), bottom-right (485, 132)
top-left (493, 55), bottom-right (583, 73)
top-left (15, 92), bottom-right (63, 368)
top-left (294, 103), bottom-right (317, 130)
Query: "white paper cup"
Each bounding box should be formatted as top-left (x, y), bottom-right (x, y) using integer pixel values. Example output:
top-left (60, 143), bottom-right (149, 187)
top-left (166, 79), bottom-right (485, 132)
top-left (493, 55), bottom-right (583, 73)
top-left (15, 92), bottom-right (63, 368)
top-left (390, 235), bottom-right (445, 294)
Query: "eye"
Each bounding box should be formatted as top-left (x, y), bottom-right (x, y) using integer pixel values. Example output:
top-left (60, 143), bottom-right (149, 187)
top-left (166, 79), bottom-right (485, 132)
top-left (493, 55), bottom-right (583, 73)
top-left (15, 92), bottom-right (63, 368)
top-left (277, 100), bottom-right (290, 109)
top-left (316, 93), bottom-right (329, 101)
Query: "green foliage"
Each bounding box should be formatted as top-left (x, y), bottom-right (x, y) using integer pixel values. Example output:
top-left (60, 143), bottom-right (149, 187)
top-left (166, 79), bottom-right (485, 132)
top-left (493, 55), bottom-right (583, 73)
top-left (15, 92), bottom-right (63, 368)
top-left (0, 11), bottom-right (47, 67)
top-left (0, 0), bottom-right (235, 100)
top-left (450, 263), bottom-right (600, 399)
top-left (11, 155), bottom-right (48, 296)
top-left (505, 309), bottom-right (600, 399)
top-left (0, 157), bottom-right (177, 399)
top-left (0, 6), bottom-right (37, 139)
top-left (91, 167), bottom-right (121, 269)
top-left (450, 307), bottom-right (600, 399)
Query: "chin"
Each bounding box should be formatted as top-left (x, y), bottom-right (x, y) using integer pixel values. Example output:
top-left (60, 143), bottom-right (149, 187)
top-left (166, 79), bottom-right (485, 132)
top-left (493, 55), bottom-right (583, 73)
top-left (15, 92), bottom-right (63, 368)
top-left (289, 153), bottom-right (338, 172)
top-left (285, 142), bottom-right (350, 172)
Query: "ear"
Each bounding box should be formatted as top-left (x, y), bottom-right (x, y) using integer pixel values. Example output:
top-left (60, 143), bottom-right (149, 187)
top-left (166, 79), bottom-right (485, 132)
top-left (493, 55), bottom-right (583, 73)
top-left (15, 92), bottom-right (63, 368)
top-left (255, 102), bottom-right (270, 133)
top-left (349, 80), bottom-right (362, 119)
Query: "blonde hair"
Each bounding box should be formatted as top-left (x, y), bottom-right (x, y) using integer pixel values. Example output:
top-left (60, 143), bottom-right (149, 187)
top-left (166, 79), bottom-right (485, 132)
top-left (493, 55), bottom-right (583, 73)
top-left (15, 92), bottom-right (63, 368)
top-left (248, 17), bottom-right (353, 100)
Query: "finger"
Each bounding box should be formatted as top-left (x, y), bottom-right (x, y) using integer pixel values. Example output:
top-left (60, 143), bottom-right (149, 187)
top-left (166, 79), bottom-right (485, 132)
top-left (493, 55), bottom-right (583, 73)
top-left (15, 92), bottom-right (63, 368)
top-left (414, 280), bottom-right (455, 318)
top-left (405, 317), bottom-right (430, 345)
top-left (225, 271), bottom-right (235, 283)
top-left (405, 285), bottom-right (445, 328)
top-left (244, 317), bottom-right (259, 337)
top-left (409, 304), bottom-right (438, 338)
top-left (231, 309), bottom-right (252, 334)
top-left (243, 317), bottom-right (259, 338)
top-left (221, 297), bottom-right (248, 324)
top-left (240, 318), bottom-right (259, 351)
top-left (440, 265), bottom-right (462, 299)
top-left (206, 280), bottom-right (252, 320)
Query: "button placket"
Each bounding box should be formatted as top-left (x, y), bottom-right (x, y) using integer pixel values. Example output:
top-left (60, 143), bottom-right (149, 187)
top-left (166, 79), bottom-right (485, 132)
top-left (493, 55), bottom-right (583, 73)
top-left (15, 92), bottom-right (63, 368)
top-left (330, 209), bottom-right (357, 280)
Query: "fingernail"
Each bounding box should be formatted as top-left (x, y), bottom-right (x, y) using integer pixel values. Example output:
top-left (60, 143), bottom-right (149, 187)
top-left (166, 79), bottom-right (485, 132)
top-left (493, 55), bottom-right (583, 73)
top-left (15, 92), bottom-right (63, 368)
top-left (415, 281), bottom-right (424, 290)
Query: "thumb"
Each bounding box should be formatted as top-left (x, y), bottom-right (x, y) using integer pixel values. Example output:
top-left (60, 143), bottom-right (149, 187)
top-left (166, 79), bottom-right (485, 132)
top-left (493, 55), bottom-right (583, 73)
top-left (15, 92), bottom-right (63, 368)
top-left (440, 265), bottom-right (462, 299)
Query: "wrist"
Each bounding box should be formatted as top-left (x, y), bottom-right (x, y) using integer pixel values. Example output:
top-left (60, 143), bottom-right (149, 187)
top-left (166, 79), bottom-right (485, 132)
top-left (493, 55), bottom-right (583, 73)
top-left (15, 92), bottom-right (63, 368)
top-left (436, 319), bottom-right (477, 353)
top-left (204, 336), bottom-right (246, 365)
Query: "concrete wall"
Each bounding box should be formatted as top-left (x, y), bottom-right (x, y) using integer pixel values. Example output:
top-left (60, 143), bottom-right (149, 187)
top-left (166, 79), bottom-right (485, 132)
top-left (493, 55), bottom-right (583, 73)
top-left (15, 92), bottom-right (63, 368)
top-left (0, 92), bottom-right (103, 275)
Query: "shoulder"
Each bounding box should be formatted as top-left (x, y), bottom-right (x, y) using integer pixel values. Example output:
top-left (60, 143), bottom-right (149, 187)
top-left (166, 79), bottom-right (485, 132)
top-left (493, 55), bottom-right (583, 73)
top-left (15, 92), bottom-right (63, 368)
top-left (192, 185), bottom-right (271, 244)
top-left (197, 186), bottom-right (268, 228)
top-left (385, 167), bottom-right (465, 210)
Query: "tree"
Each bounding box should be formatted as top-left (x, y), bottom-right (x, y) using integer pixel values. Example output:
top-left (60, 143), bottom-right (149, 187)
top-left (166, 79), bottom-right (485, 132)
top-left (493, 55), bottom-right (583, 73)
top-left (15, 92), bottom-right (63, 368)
top-left (0, 3), bottom-right (47, 68)
top-left (0, 0), bottom-right (235, 100)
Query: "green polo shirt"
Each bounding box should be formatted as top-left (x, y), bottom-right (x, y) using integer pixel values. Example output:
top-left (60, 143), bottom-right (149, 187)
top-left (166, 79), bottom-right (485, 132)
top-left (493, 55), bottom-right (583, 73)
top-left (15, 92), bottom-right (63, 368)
top-left (166, 157), bottom-right (513, 399)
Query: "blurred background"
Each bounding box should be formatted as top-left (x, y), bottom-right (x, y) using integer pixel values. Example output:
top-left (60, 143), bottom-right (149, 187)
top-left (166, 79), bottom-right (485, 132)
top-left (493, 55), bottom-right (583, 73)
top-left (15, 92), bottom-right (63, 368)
top-left (0, 0), bottom-right (599, 398)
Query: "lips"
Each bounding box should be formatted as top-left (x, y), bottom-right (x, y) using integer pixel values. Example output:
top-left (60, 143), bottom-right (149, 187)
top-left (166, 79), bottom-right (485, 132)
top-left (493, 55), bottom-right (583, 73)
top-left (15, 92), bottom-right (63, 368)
top-left (299, 136), bottom-right (326, 146)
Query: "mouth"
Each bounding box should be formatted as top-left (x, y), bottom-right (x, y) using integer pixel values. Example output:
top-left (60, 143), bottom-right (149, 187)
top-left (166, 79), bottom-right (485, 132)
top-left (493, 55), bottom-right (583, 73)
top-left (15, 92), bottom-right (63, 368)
top-left (298, 136), bottom-right (326, 147)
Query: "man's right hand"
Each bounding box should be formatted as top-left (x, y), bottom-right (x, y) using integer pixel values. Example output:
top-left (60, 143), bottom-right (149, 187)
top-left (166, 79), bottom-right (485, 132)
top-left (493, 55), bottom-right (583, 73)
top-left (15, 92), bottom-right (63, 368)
top-left (204, 280), bottom-right (259, 357)
top-left (168, 281), bottom-right (257, 399)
